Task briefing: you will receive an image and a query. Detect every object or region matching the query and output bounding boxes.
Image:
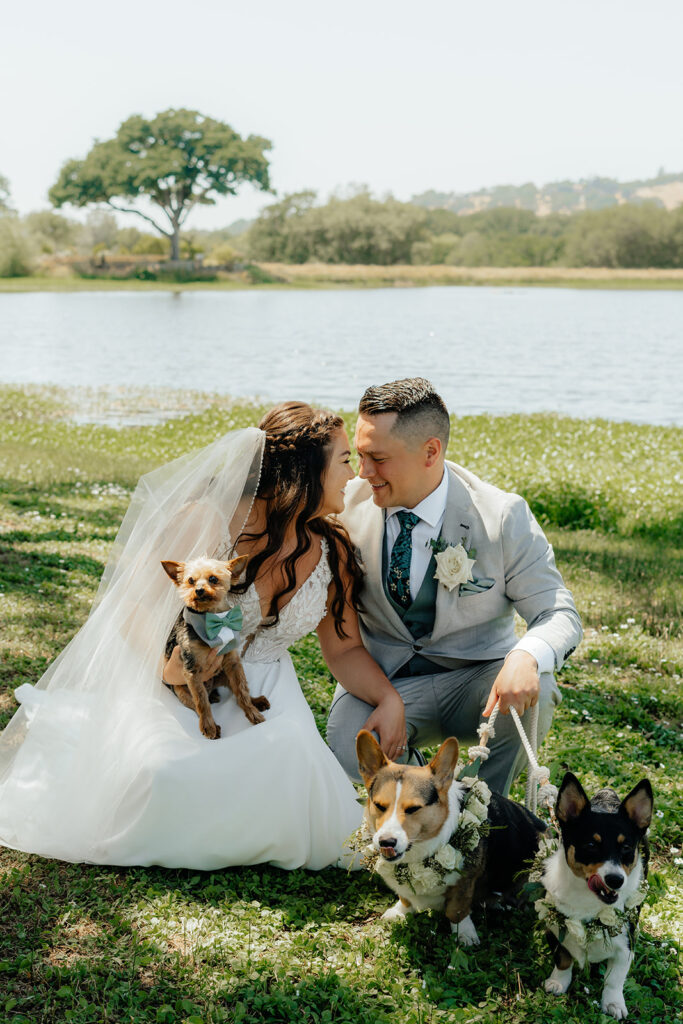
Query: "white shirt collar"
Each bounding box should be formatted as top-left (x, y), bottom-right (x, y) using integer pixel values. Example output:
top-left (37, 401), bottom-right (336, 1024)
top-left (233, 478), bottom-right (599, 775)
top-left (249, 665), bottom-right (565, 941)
top-left (386, 467), bottom-right (448, 528)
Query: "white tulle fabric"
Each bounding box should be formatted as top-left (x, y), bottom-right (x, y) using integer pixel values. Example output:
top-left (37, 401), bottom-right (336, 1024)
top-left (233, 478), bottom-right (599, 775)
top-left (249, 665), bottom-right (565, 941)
top-left (0, 428), bottom-right (361, 869)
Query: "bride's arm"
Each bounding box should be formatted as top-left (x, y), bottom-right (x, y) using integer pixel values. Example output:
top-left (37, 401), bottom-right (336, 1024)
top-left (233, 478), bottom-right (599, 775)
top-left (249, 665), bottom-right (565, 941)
top-left (316, 579), bottom-right (407, 762)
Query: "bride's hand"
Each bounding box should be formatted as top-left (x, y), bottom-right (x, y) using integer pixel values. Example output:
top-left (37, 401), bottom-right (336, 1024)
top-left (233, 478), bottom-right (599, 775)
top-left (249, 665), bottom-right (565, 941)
top-left (362, 691), bottom-right (407, 763)
top-left (162, 646), bottom-right (222, 687)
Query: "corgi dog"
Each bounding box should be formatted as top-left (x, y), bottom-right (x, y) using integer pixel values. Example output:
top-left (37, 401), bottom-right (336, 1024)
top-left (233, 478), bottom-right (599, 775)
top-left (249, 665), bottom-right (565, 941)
top-left (356, 730), bottom-right (546, 946)
top-left (540, 772), bottom-right (653, 1020)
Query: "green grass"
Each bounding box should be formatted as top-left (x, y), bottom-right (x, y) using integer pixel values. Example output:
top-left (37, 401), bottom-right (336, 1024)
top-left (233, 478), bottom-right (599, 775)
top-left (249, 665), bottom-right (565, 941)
top-left (0, 385), bottom-right (681, 1023)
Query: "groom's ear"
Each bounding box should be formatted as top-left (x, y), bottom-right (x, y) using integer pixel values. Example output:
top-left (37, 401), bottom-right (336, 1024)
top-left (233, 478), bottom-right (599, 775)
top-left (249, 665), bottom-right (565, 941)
top-left (356, 730), bottom-right (388, 785)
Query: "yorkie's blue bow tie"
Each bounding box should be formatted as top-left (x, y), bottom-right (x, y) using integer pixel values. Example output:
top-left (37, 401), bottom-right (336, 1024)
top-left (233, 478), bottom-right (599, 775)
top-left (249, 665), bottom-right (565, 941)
top-left (205, 606), bottom-right (243, 639)
top-left (183, 605), bottom-right (243, 653)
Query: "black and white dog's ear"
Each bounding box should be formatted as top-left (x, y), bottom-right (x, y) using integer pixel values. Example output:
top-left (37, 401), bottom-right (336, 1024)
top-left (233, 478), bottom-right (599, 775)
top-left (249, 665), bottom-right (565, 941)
top-left (556, 772), bottom-right (590, 823)
top-left (621, 779), bottom-right (654, 831)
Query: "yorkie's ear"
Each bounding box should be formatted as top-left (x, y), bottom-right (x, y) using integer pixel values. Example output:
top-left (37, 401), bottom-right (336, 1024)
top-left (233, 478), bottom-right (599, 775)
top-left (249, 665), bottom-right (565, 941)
top-left (161, 560), bottom-right (184, 584)
top-left (225, 554), bottom-right (248, 581)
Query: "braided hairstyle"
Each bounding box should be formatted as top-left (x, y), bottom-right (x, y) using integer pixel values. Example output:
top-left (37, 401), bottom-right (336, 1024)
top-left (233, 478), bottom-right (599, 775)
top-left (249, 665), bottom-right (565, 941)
top-left (233, 401), bottom-right (363, 638)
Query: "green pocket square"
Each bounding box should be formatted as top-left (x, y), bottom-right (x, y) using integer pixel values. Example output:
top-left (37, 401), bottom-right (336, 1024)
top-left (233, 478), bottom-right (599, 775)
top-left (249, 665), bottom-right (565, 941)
top-left (460, 577), bottom-right (495, 595)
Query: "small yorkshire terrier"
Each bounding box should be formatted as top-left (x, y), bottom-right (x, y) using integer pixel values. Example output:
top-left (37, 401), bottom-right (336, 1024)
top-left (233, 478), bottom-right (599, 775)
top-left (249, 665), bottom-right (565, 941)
top-left (162, 555), bottom-right (270, 739)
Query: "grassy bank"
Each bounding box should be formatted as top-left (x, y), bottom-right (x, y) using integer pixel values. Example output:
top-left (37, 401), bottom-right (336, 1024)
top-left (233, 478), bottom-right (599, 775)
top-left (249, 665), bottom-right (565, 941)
top-left (3, 264), bottom-right (683, 292)
top-left (0, 386), bottom-right (681, 1024)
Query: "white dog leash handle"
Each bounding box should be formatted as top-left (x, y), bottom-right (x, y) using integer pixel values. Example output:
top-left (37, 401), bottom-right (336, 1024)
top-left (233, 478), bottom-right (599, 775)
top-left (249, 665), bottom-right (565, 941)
top-left (468, 700), bottom-right (558, 814)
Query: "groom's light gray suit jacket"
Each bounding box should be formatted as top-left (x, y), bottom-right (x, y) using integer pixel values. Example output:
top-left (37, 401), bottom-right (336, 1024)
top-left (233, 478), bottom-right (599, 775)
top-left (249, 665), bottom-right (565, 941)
top-left (339, 462), bottom-right (582, 680)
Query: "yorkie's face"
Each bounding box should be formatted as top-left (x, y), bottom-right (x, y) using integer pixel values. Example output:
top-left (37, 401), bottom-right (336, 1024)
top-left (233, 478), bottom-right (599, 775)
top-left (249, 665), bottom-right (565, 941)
top-left (161, 555), bottom-right (248, 612)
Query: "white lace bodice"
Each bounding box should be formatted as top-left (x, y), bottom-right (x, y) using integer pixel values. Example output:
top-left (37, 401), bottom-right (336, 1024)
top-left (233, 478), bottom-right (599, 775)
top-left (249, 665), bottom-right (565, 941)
top-left (230, 539), bottom-right (332, 663)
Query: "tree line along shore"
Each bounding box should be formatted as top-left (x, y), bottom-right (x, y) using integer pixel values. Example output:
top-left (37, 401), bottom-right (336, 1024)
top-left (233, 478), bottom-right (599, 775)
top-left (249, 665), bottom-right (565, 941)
top-left (5, 189), bottom-right (683, 288)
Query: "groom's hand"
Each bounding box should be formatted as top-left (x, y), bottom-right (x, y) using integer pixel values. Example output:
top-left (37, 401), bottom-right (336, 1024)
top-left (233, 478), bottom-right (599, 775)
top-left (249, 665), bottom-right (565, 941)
top-left (362, 690), bottom-right (408, 763)
top-left (163, 645), bottom-right (222, 687)
top-left (483, 650), bottom-right (539, 718)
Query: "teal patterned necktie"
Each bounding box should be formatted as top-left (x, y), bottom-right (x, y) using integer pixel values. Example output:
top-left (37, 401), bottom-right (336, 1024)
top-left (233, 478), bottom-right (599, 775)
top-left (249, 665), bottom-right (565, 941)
top-left (387, 510), bottom-right (419, 609)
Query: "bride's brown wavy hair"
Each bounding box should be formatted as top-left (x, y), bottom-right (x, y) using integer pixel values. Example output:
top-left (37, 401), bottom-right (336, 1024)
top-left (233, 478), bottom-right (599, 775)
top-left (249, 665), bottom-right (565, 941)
top-left (233, 402), bottom-right (363, 638)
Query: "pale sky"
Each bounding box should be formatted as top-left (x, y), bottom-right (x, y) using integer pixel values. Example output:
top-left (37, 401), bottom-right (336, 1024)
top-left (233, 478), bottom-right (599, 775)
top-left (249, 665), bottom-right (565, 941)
top-left (2, 0), bottom-right (682, 231)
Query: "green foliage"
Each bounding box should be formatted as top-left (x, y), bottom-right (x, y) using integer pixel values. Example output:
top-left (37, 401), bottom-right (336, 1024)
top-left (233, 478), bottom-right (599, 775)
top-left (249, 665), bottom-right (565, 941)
top-left (0, 172), bottom-right (12, 212)
top-left (247, 190), bottom-right (426, 265)
top-left (246, 190), bottom-right (683, 268)
top-left (23, 210), bottom-right (79, 253)
top-left (132, 234), bottom-right (169, 255)
top-left (49, 108), bottom-right (272, 259)
top-left (562, 204), bottom-right (683, 268)
top-left (204, 241), bottom-right (238, 267)
top-left (0, 217), bottom-right (37, 277)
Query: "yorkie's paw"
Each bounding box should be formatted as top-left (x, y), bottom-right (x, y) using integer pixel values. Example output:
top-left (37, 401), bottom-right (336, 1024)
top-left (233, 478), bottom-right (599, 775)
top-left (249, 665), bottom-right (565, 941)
top-left (246, 708), bottom-right (266, 725)
top-left (252, 695), bottom-right (270, 711)
top-left (200, 717), bottom-right (220, 740)
top-left (208, 690), bottom-right (220, 704)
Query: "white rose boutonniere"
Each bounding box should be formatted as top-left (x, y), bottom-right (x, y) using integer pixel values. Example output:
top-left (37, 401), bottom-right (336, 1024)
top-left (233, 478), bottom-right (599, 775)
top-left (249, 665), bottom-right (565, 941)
top-left (432, 542), bottom-right (476, 592)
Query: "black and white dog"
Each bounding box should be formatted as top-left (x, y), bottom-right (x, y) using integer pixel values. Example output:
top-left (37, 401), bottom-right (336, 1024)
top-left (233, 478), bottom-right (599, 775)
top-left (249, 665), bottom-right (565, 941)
top-left (538, 772), bottom-right (653, 1020)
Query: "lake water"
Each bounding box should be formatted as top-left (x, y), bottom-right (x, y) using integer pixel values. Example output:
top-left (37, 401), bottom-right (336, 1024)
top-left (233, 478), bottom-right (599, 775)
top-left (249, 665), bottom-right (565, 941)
top-left (1, 286), bottom-right (682, 424)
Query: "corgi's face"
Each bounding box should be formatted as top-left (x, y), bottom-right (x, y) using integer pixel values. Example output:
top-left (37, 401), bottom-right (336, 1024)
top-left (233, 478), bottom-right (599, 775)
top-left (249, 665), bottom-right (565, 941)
top-left (161, 555), bottom-right (248, 612)
top-left (556, 772), bottom-right (653, 905)
top-left (356, 731), bottom-right (459, 862)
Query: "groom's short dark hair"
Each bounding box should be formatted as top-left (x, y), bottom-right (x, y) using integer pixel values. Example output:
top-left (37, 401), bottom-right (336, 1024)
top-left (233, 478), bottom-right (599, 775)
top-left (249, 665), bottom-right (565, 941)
top-left (359, 378), bottom-right (450, 448)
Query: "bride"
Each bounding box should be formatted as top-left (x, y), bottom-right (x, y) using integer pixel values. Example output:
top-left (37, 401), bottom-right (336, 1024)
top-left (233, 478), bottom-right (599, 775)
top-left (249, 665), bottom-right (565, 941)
top-left (0, 402), bottom-right (406, 870)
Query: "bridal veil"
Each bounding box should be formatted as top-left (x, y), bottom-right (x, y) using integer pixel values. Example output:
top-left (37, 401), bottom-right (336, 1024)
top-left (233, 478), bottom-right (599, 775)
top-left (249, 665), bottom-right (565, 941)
top-left (0, 427), bottom-right (265, 860)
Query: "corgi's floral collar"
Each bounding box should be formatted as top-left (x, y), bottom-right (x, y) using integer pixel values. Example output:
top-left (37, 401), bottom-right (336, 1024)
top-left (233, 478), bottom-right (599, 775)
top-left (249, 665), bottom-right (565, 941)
top-left (527, 834), bottom-right (648, 946)
top-left (347, 776), bottom-right (491, 895)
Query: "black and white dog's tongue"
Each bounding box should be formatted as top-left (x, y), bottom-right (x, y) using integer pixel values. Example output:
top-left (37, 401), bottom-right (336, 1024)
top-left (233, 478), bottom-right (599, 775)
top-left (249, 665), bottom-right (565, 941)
top-left (587, 874), bottom-right (618, 904)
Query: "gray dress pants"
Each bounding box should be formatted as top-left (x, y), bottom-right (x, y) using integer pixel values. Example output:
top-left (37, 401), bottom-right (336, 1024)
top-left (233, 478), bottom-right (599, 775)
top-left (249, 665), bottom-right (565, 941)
top-left (326, 659), bottom-right (561, 797)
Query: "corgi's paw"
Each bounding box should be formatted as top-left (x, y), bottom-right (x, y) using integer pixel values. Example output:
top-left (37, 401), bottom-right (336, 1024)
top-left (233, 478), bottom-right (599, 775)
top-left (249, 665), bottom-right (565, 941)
top-left (602, 991), bottom-right (628, 1020)
top-left (382, 900), bottom-right (412, 922)
top-left (545, 966), bottom-right (572, 995)
top-left (450, 915), bottom-right (479, 946)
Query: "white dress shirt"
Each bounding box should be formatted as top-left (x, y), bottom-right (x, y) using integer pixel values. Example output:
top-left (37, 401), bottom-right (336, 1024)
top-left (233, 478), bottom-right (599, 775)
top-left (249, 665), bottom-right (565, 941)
top-left (384, 466), bottom-right (555, 675)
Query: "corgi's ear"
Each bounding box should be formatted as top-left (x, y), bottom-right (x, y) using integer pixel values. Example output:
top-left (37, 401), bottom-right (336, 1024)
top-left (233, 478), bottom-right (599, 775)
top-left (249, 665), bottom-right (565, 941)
top-left (356, 730), bottom-right (388, 785)
top-left (622, 779), bottom-right (653, 831)
top-left (428, 737), bottom-right (460, 789)
top-left (225, 554), bottom-right (248, 581)
top-left (161, 560), bottom-right (184, 585)
top-left (556, 772), bottom-right (590, 823)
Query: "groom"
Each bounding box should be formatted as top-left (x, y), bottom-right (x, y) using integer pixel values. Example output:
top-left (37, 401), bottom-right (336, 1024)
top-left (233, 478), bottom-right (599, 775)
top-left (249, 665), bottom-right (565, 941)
top-left (327, 378), bottom-right (582, 795)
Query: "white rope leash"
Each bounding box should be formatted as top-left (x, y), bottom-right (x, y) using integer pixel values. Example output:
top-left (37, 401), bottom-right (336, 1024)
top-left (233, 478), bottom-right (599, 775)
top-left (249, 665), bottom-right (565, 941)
top-left (467, 700), bottom-right (558, 814)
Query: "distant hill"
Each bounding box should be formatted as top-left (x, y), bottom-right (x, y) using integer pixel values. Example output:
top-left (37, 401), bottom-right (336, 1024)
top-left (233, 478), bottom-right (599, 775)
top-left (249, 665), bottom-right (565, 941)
top-left (411, 172), bottom-right (683, 217)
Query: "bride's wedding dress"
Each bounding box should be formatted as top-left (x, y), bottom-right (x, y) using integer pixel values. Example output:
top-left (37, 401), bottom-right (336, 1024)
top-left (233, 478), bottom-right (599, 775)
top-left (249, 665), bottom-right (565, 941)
top-left (0, 428), bottom-right (362, 870)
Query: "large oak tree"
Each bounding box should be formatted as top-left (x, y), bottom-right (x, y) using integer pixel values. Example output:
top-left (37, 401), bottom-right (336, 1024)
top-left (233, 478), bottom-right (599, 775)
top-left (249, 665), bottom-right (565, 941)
top-left (50, 109), bottom-right (271, 259)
